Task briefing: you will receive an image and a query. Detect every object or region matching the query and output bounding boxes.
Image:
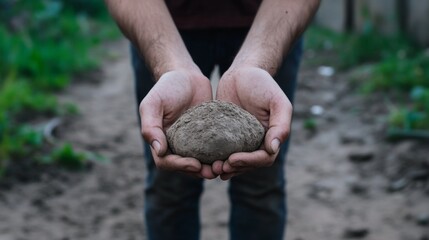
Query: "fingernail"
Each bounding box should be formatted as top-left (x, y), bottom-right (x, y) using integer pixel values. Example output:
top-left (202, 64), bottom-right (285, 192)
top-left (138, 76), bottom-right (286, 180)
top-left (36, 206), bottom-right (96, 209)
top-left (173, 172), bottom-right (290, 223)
top-left (151, 140), bottom-right (161, 155)
top-left (271, 138), bottom-right (280, 153)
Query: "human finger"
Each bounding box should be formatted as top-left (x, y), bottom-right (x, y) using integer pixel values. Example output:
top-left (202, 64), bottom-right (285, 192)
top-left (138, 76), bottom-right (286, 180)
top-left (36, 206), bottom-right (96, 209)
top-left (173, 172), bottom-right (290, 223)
top-left (219, 167), bottom-right (253, 180)
top-left (264, 95), bottom-right (292, 154)
top-left (139, 96), bottom-right (169, 157)
top-left (199, 164), bottom-right (219, 179)
top-left (211, 160), bottom-right (224, 175)
top-left (151, 147), bottom-right (202, 172)
top-left (224, 150), bottom-right (277, 170)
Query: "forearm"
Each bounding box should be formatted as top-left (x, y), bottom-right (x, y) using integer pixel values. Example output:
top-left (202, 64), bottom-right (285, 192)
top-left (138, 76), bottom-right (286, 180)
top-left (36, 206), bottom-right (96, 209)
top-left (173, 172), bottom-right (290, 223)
top-left (232, 0), bottom-right (320, 75)
top-left (104, 0), bottom-right (198, 79)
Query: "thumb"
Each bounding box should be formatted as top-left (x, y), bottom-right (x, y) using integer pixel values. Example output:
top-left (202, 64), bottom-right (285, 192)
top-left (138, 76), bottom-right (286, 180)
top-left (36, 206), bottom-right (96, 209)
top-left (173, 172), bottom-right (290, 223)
top-left (145, 128), bottom-right (168, 157)
top-left (265, 128), bottom-right (286, 155)
top-left (139, 98), bottom-right (168, 157)
top-left (264, 96), bottom-right (292, 154)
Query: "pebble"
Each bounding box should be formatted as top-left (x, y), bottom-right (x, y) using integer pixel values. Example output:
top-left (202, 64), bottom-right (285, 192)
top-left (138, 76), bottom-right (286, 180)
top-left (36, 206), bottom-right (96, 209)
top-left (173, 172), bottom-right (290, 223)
top-left (348, 148), bottom-right (374, 163)
top-left (317, 66), bottom-right (335, 77)
top-left (343, 226), bottom-right (369, 238)
top-left (308, 181), bottom-right (333, 201)
top-left (310, 105), bottom-right (324, 116)
top-left (349, 182), bottom-right (368, 195)
top-left (340, 132), bottom-right (365, 145)
top-left (387, 178), bottom-right (409, 192)
top-left (407, 169), bottom-right (429, 181)
top-left (416, 213), bottom-right (429, 226)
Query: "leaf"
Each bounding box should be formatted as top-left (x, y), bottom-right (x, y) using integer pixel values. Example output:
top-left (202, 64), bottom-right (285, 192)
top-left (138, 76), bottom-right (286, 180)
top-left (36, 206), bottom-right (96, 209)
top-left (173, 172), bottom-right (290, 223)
top-left (51, 143), bottom-right (86, 170)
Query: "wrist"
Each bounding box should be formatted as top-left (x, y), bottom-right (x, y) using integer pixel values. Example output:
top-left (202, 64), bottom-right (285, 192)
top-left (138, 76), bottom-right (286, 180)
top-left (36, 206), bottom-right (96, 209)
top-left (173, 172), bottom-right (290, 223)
top-left (157, 66), bottom-right (209, 89)
top-left (153, 59), bottom-right (200, 80)
top-left (226, 61), bottom-right (272, 78)
top-left (230, 49), bottom-right (280, 76)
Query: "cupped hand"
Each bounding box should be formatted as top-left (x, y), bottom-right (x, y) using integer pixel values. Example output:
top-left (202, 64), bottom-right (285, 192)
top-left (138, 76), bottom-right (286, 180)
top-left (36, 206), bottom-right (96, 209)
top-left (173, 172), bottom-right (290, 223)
top-left (215, 66), bottom-right (293, 180)
top-left (139, 69), bottom-right (219, 179)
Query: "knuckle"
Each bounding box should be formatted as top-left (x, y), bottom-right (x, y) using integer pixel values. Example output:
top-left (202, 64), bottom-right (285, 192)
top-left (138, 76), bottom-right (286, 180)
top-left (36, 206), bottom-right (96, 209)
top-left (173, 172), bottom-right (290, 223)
top-left (141, 127), bottom-right (152, 142)
top-left (230, 159), bottom-right (246, 167)
top-left (258, 154), bottom-right (275, 167)
top-left (276, 122), bottom-right (291, 141)
top-left (154, 158), bottom-right (164, 169)
top-left (266, 156), bottom-right (277, 166)
top-left (156, 159), bottom-right (172, 171)
top-left (282, 128), bottom-right (291, 140)
top-left (265, 159), bottom-right (275, 167)
top-left (138, 99), bottom-right (147, 114)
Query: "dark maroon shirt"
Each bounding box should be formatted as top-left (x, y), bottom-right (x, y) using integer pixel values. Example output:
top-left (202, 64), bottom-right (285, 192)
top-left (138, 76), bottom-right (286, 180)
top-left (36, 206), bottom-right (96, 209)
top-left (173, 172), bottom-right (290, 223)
top-left (165, 0), bottom-right (261, 29)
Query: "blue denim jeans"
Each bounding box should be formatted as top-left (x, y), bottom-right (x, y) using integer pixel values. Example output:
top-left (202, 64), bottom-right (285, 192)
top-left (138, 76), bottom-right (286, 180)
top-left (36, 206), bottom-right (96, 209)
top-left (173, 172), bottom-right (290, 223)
top-left (131, 28), bottom-right (303, 240)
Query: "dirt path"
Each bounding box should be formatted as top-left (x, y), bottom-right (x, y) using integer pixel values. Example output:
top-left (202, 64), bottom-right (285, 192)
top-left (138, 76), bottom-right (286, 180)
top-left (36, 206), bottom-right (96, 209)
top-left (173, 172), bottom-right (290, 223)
top-left (0, 40), bottom-right (428, 240)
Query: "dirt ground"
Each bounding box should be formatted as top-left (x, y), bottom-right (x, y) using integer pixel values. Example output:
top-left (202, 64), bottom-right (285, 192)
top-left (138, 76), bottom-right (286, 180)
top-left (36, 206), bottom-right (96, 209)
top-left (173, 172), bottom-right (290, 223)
top-left (1, 40), bottom-right (428, 240)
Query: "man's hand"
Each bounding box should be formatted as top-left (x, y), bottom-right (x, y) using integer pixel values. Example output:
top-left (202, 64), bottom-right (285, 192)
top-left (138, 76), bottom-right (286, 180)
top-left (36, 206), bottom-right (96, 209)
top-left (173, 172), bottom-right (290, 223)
top-left (106, 0), bottom-right (223, 179)
top-left (140, 70), bottom-right (220, 179)
top-left (214, 66), bottom-right (293, 180)
top-left (210, 0), bottom-right (319, 180)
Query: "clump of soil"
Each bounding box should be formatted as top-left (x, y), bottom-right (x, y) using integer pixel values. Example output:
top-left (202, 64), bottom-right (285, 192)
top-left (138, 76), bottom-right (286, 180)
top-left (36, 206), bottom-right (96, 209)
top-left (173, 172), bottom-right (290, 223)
top-left (166, 100), bottom-right (265, 164)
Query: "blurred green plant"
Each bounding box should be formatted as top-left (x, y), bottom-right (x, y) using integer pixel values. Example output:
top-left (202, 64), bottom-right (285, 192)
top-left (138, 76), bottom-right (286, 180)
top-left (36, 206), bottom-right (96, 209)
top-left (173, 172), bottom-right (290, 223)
top-left (306, 25), bottom-right (429, 133)
top-left (388, 86), bottom-right (429, 131)
top-left (1, 81), bottom-right (57, 116)
top-left (0, 0), bottom-right (118, 178)
top-left (303, 118), bottom-right (317, 131)
top-left (363, 53), bottom-right (429, 133)
top-left (305, 26), bottom-right (416, 69)
top-left (38, 143), bottom-right (107, 171)
top-left (339, 32), bottom-right (414, 69)
top-left (0, 119), bottom-right (48, 177)
top-left (40, 143), bottom-right (87, 170)
top-left (364, 55), bottom-right (429, 92)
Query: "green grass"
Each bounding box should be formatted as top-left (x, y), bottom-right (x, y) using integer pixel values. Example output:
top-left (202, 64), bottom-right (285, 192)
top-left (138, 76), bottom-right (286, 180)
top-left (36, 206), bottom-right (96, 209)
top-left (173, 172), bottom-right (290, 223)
top-left (0, 115), bottom-right (51, 177)
top-left (387, 86), bottom-right (429, 131)
top-left (362, 52), bottom-right (429, 132)
top-left (39, 143), bottom-right (87, 170)
top-left (364, 55), bottom-right (429, 92)
top-left (305, 26), bottom-right (416, 69)
top-left (339, 33), bottom-right (414, 69)
top-left (306, 25), bottom-right (429, 133)
top-left (0, 0), bottom-right (119, 177)
top-left (303, 118), bottom-right (317, 131)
